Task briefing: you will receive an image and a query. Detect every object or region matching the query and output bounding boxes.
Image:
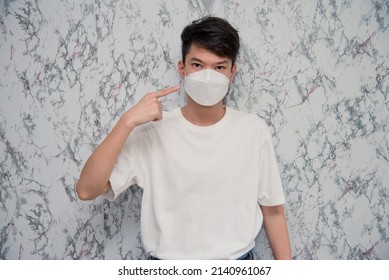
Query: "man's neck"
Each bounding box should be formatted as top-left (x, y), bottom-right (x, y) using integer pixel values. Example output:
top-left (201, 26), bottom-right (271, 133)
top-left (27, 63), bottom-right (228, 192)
top-left (181, 98), bottom-right (226, 127)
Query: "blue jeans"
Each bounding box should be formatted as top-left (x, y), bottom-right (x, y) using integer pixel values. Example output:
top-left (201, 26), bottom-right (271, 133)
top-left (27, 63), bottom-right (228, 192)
top-left (149, 250), bottom-right (254, 260)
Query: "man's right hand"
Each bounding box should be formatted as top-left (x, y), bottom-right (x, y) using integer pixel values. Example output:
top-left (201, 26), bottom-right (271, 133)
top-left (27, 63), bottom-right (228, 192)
top-left (123, 85), bottom-right (180, 129)
top-left (76, 85), bottom-right (180, 200)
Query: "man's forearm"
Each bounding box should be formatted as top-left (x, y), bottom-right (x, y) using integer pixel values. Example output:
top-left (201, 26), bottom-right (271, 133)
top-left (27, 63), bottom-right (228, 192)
top-left (260, 205), bottom-right (292, 260)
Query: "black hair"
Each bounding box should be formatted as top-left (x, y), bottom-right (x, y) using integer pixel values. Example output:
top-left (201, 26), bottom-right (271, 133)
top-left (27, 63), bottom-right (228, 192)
top-left (180, 16), bottom-right (240, 66)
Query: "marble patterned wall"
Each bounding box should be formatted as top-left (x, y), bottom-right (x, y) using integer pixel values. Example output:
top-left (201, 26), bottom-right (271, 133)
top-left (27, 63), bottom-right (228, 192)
top-left (0, 0), bottom-right (388, 260)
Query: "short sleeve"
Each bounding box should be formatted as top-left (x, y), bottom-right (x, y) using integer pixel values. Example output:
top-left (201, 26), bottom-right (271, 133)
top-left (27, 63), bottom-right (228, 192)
top-left (257, 126), bottom-right (286, 206)
top-left (102, 129), bottom-right (142, 201)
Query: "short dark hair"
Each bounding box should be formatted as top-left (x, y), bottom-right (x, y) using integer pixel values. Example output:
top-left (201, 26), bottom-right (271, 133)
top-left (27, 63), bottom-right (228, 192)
top-left (180, 16), bottom-right (240, 66)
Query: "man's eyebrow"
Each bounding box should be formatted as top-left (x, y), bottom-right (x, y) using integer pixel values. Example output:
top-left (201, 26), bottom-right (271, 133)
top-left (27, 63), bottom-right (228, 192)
top-left (189, 57), bottom-right (204, 63)
top-left (216, 60), bottom-right (229, 65)
top-left (189, 57), bottom-right (229, 65)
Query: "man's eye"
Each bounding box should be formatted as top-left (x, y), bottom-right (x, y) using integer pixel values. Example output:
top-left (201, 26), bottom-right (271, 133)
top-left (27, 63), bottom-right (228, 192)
top-left (216, 66), bottom-right (226, 70)
top-left (192, 63), bottom-right (201, 68)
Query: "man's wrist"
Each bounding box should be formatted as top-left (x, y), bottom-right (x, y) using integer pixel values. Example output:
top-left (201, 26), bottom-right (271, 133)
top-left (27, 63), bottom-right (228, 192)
top-left (120, 111), bottom-right (138, 132)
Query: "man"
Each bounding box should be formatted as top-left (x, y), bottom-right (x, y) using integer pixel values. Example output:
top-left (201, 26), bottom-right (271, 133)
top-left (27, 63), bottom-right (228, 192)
top-left (76, 16), bottom-right (291, 260)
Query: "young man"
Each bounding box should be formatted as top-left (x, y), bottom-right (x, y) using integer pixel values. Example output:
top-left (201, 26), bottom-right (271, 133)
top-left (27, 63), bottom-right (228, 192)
top-left (76, 16), bottom-right (291, 260)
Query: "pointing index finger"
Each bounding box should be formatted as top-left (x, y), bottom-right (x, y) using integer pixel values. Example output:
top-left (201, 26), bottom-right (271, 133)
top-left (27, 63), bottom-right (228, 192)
top-left (154, 85), bottom-right (180, 98)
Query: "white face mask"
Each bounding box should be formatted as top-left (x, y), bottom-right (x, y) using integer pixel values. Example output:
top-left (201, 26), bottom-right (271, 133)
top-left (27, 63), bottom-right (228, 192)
top-left (184, 69), bottom-right (230, 106)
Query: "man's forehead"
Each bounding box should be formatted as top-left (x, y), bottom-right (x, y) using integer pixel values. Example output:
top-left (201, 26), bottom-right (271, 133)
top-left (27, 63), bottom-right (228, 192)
top-left (186, 45), bottom-right (232, 64)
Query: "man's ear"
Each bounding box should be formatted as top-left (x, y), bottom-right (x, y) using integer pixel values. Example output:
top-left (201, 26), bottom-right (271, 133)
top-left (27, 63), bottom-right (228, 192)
top-left (178, 60), bottom-right (185, 79)
top-left (230, 64), bottom-right (237, 83)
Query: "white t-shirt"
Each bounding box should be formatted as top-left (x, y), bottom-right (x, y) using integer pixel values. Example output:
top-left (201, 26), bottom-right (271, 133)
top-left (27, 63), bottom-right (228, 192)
top-left (104, 107), bottom-right (285, 259)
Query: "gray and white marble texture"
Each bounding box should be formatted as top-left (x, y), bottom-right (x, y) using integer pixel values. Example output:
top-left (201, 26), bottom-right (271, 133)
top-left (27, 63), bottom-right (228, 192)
top-left (0, 0), bottom-right (388, 259)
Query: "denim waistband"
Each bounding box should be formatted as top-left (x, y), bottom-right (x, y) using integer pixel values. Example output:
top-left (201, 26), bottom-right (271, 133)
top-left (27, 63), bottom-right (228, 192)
top-left (149, 250), bottom-right (253, 260)
top-left (237, 250), bottom-right (253, 260)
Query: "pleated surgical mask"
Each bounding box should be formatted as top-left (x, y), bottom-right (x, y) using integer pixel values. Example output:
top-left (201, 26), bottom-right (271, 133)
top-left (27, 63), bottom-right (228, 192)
top-left (184, 69), bottom-right (230, 106)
